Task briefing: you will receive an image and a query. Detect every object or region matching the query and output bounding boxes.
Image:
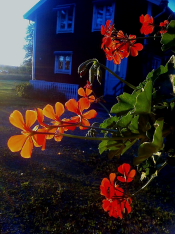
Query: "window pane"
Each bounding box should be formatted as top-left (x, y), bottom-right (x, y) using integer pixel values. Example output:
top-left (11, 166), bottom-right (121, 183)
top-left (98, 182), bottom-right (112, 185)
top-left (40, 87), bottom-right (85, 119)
top-left (58, 56), bottom-right (64, 69)
top-left (65, 56), bottom-right (71, 70)
top-left (113, 64), bottom-right (121, 75)
top-left (105, 5), bottom-right (113, 21)
top-left (60, 10), bottom-right (66, 29)
top-left (96, 6), bottom-right (104, 27)
top-left (67, 8), bottom-right (73, 29)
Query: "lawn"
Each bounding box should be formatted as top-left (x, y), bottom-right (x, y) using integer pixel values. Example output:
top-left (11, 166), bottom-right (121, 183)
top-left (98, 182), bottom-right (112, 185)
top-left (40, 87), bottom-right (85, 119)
top-left (0, 79), bottom-right (175, 234)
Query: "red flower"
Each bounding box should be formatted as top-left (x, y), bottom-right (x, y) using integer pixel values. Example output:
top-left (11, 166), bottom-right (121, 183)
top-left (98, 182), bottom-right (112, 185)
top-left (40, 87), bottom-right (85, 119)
top-left (100, 173), bottom-right (133, 219)
top-left (140, 14), bottom-right (155, 35)
top-left (101, 20), bottom-right (114, 36)
top-left (101, 27), bottom-right (143, 64)
top-left (100, 173), bottom-right (117, 199)
top-left (102, 196), bottom-right (133, 219)
top-left (84, 81), bottom-right (92, 90)
top-left (126, 35), bottom-right (144, 57)
top-left (159, 20), bottom-right (169, 34)
top-left (65, 98), bottom-right (97, 129)
top-left (117, 163), bottom-right (136, 182)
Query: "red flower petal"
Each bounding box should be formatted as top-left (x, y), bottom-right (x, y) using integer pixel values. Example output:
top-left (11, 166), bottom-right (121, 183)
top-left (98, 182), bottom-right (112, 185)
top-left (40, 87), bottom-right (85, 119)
top-left (118, 163), bottom-right (131, 175)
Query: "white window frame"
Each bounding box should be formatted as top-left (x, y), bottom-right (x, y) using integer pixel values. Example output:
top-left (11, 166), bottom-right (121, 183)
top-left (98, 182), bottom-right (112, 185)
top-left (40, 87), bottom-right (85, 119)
top-left (56, 4), bottom-right (75, 33)
top-left (54, 51), bottom-right (73, 75)
top-left (92, 1), bottom-right (115, 32)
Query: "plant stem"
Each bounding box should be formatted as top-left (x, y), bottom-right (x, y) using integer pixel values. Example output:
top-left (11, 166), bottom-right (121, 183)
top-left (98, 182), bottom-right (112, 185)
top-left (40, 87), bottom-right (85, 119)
top-left (132, 161), bottom-right (167, 196)
top-left (33, 131), bottom-right (146, 141)
top-left (61, 133), bottom-right (145, 141)
top-left (99, 63), bottom-right (137, 90)
top-left (98, 102), bottom-right (112, 117)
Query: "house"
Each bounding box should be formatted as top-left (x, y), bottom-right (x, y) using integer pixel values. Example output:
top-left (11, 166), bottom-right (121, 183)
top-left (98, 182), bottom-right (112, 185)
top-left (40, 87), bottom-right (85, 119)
top-left (23, 0), bottom-right (174, 101)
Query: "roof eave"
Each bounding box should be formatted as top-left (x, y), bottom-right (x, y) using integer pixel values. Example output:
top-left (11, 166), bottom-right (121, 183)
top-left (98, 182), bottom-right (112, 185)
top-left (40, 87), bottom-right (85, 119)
top-left (23, 0), bottom-right (47, 21)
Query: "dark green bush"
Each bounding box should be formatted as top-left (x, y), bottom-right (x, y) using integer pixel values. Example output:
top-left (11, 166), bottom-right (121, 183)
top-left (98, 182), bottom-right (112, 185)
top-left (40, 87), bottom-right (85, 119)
top-left (16, 82), bottom-right (67, 103)
top-left (16, 82), bottom-right (34, 98)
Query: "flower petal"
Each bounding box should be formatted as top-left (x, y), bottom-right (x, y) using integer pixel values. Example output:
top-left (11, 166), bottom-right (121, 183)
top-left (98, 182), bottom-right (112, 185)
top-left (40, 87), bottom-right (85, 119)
top-left (43, 104), bottom-right (56, 120)
top-left (8, 135), bottom-right (27, 152)
top-left (85, 88), bottom-right (93, 96)
top-left (118, 163), bottom-right (131, 175)
top-left (82, 110), bottom-right (97, 119)
top-left (9, 110), bottom-right (25, 130)
top-left (109, 173), bottom-right (116, 184)
top-left (65, 99), bottom-right (79, 114)
top-left (78, 87), bottom-right (86, 97)
top-left (55, 102), bottom-right (64, 117)
top-left (25, 110), bottom-right (37, 128)
top-left (20, 137), bottom-right (33, 158)
top-left (79, 98), bottom-right (90, 111)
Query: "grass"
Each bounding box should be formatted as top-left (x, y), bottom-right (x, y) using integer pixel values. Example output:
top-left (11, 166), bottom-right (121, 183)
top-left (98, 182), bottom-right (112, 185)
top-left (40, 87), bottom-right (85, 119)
top-left (0, 78), bottom-right (175, 233)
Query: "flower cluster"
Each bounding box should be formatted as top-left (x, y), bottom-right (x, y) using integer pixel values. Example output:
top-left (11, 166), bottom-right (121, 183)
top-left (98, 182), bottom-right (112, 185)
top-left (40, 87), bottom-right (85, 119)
top-left (100, 163), bottom-right (136, 219)
top-left (140, 14), bottom-right (169, 35)
top-left (101, 14), bottom-right (169, 65)
top-left (8, 87), bottom-right (97, 158)
top-left (101, 20), bottom-right (144, 65)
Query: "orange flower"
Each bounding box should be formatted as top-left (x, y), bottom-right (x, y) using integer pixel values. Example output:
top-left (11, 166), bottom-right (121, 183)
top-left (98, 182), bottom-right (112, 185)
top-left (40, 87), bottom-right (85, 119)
top-left (65, 98), bottom-right (97, 129)
top-left (7, 110), bottom-right (41, 158)
top-left (78, 87), bottom-right (95, 106)
top-left (140, 14), bottom-right (155, 35)
top-left (42, 102), bottom-right (67, 142)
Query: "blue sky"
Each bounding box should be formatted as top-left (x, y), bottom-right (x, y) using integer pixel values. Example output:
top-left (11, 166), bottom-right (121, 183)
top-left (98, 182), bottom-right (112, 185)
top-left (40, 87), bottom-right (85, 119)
top-left (0, 0), bottom-right (174, 66)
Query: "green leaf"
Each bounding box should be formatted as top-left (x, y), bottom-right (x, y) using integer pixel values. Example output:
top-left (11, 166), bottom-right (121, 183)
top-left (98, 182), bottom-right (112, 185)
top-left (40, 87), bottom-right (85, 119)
top-left (161, 20), bottom-right (175, 52)
top-left (147, 65), bottom-right (168, 82)
top-left (111, 90), bottom-right (141, 115)
top-left (134, 118), bottom-right (164, 165)
top-left (128, 115), bottom-right (139, 133)
top-left (100, 116), bottom-right (119, 129)
top-left (116, 112), bottom-right (133, 128)
top-left (98, 140), bottom-right (121, 154)
top-left (133, 80), bottom-right (152, 114)
top-left (121, 139), bottom-right (138, 155)
top-left (134, 142), bottom-right (159, 165)
top-left (108, 145), bottom-right (125, 159)
top-left (152, 118), bottom-right (164, 147)
top-left (138, 115), bottom-right (151, 133)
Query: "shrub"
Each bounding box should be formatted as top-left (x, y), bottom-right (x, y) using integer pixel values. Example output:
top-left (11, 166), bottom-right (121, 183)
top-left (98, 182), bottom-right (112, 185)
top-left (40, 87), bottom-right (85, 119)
top-left (16, 82), bottom-right (34, 98)
top-left (16, 82), bottom-right (67, 103)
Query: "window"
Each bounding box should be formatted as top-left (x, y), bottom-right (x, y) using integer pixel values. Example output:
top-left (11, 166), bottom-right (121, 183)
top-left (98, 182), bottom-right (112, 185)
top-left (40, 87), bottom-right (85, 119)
top-left (56, 4), bottom-right (75, 33)
top-left (92, 1), bottom-right (115, 31)
top-left (54, 51), bottom-right (73, 74)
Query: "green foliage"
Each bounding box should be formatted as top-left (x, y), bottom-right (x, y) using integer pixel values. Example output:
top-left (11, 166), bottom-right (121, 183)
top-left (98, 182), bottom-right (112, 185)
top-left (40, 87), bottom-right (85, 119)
top-left (98, 54), bottom-right (175, 169)
top-left (23, 23), bottom-right (35, 66)
top-left (16, 82), bottom-right (34, 98)
top-left (161, 20), bottom-right (175, 52)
